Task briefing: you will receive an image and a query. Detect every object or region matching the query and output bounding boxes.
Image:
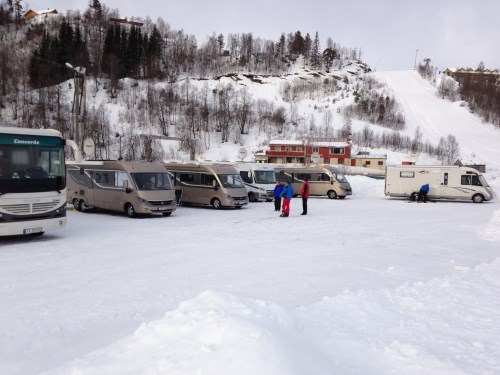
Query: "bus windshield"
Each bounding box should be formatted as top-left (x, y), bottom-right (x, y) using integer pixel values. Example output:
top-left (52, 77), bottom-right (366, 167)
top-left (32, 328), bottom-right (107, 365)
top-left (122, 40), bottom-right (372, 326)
top-left (0, 136), bottom-right (65, 194)
top-left (254, 170), bottom-right (276, 184)
top-left (218, 174), bottom-right (244, 188)
top-left (131, 172), bottom-right (173, 191)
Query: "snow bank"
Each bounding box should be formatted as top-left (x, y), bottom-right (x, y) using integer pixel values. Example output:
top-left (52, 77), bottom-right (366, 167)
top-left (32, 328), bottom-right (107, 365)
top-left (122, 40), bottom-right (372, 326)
top-left (46, 258), bottom-right (500, 375)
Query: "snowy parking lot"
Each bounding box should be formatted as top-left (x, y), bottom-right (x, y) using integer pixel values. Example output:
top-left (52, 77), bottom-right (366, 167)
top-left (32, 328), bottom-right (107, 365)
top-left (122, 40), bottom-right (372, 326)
top-left (1, 176), bottom-right (500, 374)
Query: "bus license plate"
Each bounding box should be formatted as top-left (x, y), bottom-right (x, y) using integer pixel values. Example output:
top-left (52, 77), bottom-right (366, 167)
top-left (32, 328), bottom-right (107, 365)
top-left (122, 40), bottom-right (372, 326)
top-left (23, 227), bottom-right (42, 235)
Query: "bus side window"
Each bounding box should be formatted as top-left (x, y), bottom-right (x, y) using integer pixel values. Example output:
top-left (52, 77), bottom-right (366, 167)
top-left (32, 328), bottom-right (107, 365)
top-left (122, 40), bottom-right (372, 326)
top-left (443, 173), bottom-right (448, 185)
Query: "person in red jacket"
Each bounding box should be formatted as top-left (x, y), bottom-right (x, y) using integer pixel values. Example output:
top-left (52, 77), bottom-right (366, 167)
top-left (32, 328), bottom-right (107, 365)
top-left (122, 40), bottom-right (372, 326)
top-left (300, 178), bottom-right (310, 215)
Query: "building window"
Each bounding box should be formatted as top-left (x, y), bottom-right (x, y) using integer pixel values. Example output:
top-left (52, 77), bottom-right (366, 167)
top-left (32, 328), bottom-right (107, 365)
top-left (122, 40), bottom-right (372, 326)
top-left (338, 158), bottom-right (345, 165)
top-left (312, 147), bottom-right (319, 152)
top-left (285, 146), bottom-right (291, 152)
top-left (378, 161), bottom-right (384, 166)
top-left (296, 147), bottom-right (302, 152)
top-left (330, 147), bottom-right (345, 154)
top-left (365, 161), bottom-right (371, 165)
top-left (275, 146), bottom-right (281, 151)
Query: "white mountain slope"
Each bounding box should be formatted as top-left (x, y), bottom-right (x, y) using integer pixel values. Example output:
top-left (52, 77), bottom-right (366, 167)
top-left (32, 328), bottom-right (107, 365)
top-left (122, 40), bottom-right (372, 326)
top-left (374, 70), bottom-right (500, 171)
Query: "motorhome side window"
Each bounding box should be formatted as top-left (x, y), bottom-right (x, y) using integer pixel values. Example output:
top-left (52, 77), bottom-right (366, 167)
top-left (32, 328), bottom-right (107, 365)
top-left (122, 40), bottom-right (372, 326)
top-left (400, 171), bottom-right (414, 178)
top-left (95, 171), bottom-right (115, 187)
top-left (116, 171), bottom-right (131, 188)
top-left (317, 173), bottom-right (330, 181)
top-left (179, 173), bottom-right (196, 184)
top-left (296, 173), bottom-right (312, 181)
top-left (239, 171), bottom-right (252, 183)
top-left (461, 175), bottom-right (482, 186)
top-left (201, 173), bottom-right (216, 186)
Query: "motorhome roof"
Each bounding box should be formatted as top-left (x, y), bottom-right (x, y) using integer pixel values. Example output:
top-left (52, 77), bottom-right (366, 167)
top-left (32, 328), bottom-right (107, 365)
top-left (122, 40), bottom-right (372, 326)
top-left (68, 160), bottom-right (167, 173)
top-left (165, 162), bottom-right (238, 174)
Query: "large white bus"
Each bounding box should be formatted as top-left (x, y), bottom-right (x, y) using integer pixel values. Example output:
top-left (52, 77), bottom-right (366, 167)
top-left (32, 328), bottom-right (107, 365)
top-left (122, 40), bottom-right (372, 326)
top-left (385, 165), bottom-right (494, 203)
top-left (0, 126), bottom-right (66, 236)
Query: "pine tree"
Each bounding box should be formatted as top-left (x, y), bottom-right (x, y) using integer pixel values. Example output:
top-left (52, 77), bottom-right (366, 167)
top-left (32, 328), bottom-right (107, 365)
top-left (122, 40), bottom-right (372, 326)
top-left (310, 32), bottom-right (321, 70)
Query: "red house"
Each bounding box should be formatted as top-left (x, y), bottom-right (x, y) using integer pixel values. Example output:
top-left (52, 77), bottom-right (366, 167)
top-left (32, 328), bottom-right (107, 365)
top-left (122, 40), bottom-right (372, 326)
top-left (266, 138), bottom-right (351, 165)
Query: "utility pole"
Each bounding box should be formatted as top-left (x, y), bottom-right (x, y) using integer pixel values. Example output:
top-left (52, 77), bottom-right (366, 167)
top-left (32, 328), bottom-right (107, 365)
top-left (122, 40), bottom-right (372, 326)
top-left (414, 49), bottom-right (419, 71)
top-left (66, 63), bottom-right (86, 148)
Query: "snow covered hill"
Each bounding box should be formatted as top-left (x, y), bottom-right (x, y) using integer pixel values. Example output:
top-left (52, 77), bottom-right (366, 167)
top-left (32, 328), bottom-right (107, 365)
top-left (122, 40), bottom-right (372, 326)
top-left (374, 70), bottom-right (500, 171)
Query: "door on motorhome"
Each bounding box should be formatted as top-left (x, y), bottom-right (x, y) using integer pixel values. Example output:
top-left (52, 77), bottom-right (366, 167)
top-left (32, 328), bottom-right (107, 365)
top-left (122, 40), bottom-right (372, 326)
top-left (92, 170), bottom-right (128, 211)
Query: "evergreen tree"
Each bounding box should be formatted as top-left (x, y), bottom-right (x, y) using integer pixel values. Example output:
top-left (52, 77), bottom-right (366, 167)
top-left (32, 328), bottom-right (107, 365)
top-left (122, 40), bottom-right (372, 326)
top-left (310, 31), bottom-right (321, 69)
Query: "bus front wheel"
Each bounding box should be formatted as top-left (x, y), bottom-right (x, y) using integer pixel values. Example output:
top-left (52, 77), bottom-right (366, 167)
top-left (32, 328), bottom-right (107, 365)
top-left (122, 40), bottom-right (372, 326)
top-left (73, 198), bottom-right (81, 211)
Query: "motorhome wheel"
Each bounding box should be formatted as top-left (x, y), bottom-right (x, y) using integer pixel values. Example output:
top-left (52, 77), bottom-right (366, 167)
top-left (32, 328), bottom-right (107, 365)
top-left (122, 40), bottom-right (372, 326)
top-left (72, 198), bottom-right (81, 211)
top-left (472, 194), bottom-right (484, 203)
top-left (212, 198), bottom-right (222, 209)
top-left (327, 190), bottom-right (337, 199)
top-left (125, 203), bottom-right (136, 217)
top-left (248, 192), bottom-right (257, 202)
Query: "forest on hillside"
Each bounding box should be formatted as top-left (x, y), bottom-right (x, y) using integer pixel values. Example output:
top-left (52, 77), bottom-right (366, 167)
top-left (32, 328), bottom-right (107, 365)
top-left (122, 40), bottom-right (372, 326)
top-left (0, 0), bottom-right (472, 164)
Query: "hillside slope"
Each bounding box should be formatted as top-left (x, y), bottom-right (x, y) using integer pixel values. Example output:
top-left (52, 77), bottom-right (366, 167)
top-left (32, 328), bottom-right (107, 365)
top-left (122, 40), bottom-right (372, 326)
top-left (374, 70), bottom-right (500, 171)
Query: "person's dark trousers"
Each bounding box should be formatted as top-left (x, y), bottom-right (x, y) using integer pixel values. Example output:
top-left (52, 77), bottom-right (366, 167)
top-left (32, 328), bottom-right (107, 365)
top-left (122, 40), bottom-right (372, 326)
top-left (302, 197), bottom-right (308, 215)
top-left (274, 197), bottom-right (282, 211)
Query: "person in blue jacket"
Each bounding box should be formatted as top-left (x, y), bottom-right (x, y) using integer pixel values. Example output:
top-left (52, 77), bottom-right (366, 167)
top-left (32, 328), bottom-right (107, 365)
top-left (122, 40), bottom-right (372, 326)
top-left (273, 180), bottom-right (284, 211)
top-left (418, 183), bottom-right (429, 202)
top-left (280, 180), bottom-right (293, 217)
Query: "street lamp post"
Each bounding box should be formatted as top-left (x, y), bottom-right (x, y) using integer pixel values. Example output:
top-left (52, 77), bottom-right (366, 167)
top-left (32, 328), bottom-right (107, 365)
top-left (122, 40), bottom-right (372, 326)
top-left (116, 133), bottom-right (124, 160)
top-left (65, 62), bottom-right (86, 147)
top-left (414, 49), bottom-right (419, 71)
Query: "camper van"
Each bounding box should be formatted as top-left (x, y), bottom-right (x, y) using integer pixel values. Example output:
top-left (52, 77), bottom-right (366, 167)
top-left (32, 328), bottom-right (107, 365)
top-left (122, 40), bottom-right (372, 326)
top-left (165, 163), bottom-right (248, 209)
top-left (274, 165), bottom-right (352, 199)
top-left (66, 161), bottom-right (177, 217)
top-left (385, 165), bottom-right (493, 203)
top-left (234, 163), bottom-right (276, 202)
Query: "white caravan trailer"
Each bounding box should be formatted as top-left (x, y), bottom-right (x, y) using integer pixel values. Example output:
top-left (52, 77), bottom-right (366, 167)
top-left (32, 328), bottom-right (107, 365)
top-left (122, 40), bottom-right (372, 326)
top-left (67, 160), bottom-right (177, 217)
top-left (274, 165), bottom-right (352, 199)
top-left (385, 165), bottom-right (493, 203)
top-left (165, 163), bottom-right (248, 209)
top-left (234, 163), bottom-right (276, 202)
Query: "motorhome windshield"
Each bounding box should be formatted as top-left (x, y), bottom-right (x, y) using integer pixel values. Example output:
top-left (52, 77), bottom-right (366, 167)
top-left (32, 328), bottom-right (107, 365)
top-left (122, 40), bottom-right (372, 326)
top-left (334, 172), bottom-right (348, 183)
top-left (254, 170), bottom-right (276, 184)
top-left (131, 172), bottom-right (172, 191)
top-left (0, 136), bottom-right (65, 194)
top-left (219, 174), bottom-right (244, 188)
top-left (478, 175), bottom-right (489, 187)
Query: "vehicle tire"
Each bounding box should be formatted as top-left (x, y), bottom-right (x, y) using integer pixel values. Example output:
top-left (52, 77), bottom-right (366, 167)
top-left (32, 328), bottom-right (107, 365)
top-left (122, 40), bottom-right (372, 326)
top-left (327, 190), bottom-right (337, 199)
top-left (235, 206), bottom-right (243, 209)
top-left (162, 212), bottom-right (172, 217)
top-left (212, 198), bottom-right (222, 209)
top-left (79, 199), bottom-right (89, 212)
top-left (472, 194), bottom-right (484, 203)
top-left (410, 192), bottom-right (418, 202)
top-left (338, 196), bottom-right (346, 199)
top-left (125, 203), bottom-right (136, 218)
top-left (72, 198), bottom-right (81, 211)
top-left (30, 232), bottom-right (44, 237)
top-left (248, 192), bottom-right (257, 202)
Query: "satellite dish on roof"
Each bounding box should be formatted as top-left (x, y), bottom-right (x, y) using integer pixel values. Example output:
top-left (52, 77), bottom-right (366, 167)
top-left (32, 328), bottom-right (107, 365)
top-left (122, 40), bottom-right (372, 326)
top-left (238, 147), bottom-right (248, 161)
top-left (83, 138), bottom-right (95, 157)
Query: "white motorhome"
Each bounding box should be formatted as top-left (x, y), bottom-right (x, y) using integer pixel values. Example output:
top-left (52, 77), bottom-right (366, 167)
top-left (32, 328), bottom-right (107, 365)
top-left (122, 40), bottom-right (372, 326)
top-left (274, 165), bottom-right (352, 199)
top-left (234, 163), bottom-right (276, 202)
top-left (67, 160), bottom-right (177, 217)
top-left (385, 165), bottom-right (493, 203)
top-left (165, 163), bottom-right (248, 209)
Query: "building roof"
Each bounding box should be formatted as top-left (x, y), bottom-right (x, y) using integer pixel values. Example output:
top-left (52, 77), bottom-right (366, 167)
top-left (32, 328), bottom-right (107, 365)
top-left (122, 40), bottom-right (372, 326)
top-left (270, 140), bottom-right (350, 147)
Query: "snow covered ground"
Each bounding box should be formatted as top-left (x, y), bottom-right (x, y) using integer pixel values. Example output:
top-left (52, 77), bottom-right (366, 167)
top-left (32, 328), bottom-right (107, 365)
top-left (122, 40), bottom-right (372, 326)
top-left (1, 176), bottom-right (500, 374)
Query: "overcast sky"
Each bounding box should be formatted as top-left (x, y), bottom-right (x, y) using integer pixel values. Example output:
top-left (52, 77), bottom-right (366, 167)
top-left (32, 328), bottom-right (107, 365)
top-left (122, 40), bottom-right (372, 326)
top-left (25, 0), bottom-right (500, 71)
